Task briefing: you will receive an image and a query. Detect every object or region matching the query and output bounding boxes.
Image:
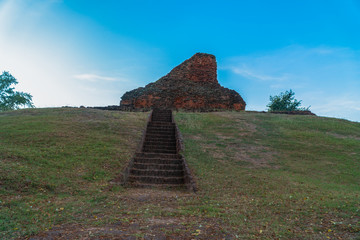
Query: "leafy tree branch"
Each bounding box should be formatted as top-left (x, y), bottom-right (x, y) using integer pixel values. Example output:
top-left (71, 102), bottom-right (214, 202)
top-left (0, 71), bottom-right (34, 111)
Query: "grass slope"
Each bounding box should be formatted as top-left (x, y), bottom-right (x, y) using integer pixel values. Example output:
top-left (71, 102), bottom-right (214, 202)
top-left (0, 108), bottom-right (148, 239)
top-left (0, 108), bottom-right (359, 239)
top-left (176, 111), bottom-right (360, 239)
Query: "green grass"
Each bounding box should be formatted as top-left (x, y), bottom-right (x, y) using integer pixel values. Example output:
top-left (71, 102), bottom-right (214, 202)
top-left (0, 108), bottom-right (359, 239)
top-left (0, 108), bottom-right (148, 239)
top-left (175, 111), bottom-right (360, 239)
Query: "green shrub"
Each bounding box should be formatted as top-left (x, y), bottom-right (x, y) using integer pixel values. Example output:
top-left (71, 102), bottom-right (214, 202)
top-left (267, 89), bottom-right (309, 112)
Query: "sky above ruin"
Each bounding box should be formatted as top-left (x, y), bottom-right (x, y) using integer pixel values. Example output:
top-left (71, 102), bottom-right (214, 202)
top-left (1, 0), bottom-right (360, 121)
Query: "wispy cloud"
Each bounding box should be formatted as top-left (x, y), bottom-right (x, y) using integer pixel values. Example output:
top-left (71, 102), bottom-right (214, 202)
top-left (224, 45), bottom-right (360, 85)
top-left (312, 97), bottom-right (360, 113)
top-left (222, 45), bottom-right (360, 121)
top-left (73, 74), bottom-right (128, 82)
top-left (310, 95), bottom-right (360, 122)
top-left (230, 66), bottom-right (289, 82)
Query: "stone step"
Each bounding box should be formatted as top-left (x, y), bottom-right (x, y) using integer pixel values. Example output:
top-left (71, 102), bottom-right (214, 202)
top-left (134, 157), bottom-right (183, 165)
top-left (135, 152), bottom-right (181, 159)
top-left (147, 125), bottom-right (174, 128)
top-left (153, 111), bottom-right (171, 113)
top-left (144, 139), bottom-right (176, 146)
top-left (147, 128), bottom-right (174, 132)
top-left (146, 129), bottom-right (175, 134)
top-left (143, 146), bottom-right (176, 152)
top-left (144, 140), bottom-right (176, 144)
top-left (153, 114), bottom-right (171, 116)
top-left (128, 182), bottom-right (187, 190)
top-left (147, 125), bottom-right (174, 129)
top-left (130, 169), bottom-right (184, 177)
top-left (148, 122), bottom-right (174, 126)
top-left (145, 138), bottom-right (175, 143)
top-left (152, 116), bottom-right (172, 119)
top-left (153, 109), bottom-right (171, 112)
top-left (144, 138), bottom-right (176, 143)
top-left (145, 139), bottom-right (176, 145)
top-left (128, 175), bottom-right (185, 184)
top-left (143, 142), bottom-right (176, 148)
top-left (152, 115), bottom-right (171, 117)
top-left (146, 130), bottom-right (175, 135)
top-left (152, 113), bottom-right (171, 115)
top-left (146, 132), bottom-right (174, 136)
top-left (143, 143), bottom-right (176, 150)
top-left (145, 139), bottom-right (177, 145)
top-left (146, 132), bottom-right (175, 136)
top-left (146, 133), bottom-right (174, 138)
top-left (148, 122), bottom-right (175, 126)
top-left (145, 134), bottom-right (176, 140)
top-left (148, 124), bottom-right (173, 128)
top-left (152, 120), bottom-right (172, 123)
top-left (143, 148), bottom-right (177, 154)
top-left (133, 163), bottom-right (183, 170)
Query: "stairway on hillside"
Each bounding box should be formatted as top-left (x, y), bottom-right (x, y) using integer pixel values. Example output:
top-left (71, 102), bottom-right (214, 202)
top-left (126, 109), bottom-right (187, 188)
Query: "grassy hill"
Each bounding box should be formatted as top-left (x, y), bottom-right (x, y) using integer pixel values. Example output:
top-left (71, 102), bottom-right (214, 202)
top-left (0, 108), bottom-right (359, 239)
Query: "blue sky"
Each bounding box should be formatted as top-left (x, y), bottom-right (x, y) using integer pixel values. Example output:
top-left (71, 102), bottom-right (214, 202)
top-left (0, 0), bottom-right (359, 121)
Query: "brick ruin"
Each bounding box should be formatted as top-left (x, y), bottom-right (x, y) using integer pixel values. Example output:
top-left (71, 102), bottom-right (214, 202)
top-left (120, 53), bottom-right (246, 111)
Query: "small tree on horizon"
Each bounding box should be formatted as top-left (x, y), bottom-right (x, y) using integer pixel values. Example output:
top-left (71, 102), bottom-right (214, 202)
top-left (0, 71), bottom-right (34, 111)
top-left (267, 89), bottom-right (309, 112)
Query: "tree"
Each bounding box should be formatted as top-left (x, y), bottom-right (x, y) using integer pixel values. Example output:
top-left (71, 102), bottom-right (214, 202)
top-left (0, 71), bottom-right (34, 111)
top-left (267, 89), bottom-right (309, 112)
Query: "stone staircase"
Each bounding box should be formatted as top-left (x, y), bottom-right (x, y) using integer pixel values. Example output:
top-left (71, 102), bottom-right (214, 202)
top-left (122, 109), bottom-right (195, 190)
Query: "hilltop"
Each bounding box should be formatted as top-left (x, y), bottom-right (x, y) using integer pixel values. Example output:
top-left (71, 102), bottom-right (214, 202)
top-left (0, 108), bottom-right (359, 239)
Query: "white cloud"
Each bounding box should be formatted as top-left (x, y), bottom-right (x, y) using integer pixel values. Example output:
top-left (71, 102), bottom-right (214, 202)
top-left (230, 66), bottom-right (289, 82)
top-left (312, 97), bottom-right (360, 113)
top-left (223, 45), bottom-right (360, 122)
top-left (310, 47), bottom-right (334, 55)
top-left (73, 74), bottom-right (128, 82)
top-left (225, 45), bottom-right (360, 84)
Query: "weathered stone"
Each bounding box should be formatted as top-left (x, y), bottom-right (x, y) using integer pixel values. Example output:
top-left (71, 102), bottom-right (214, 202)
top-left (120, 53), bottom-right (246, 111)
top-left (166, 53), bottom-right (217, 83)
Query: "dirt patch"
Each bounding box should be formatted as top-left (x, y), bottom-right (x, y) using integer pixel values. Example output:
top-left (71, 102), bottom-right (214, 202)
top-left (232, 145), bottom-right (278, 169)
top-left (200, 143), bottom-right (226, 159)
top-left (327, 132), bottom-right (360, 141)
top-left (119, 188), bottom-right (191, 205)
top-left (29, 189), bottom-right (237, 239)
top-left (213, 112), bottom-right (258, 137)
top-left (199, 141), bottom-right (278, 169)
top-left (203, 112), bottom-right (277, 168)
top-left (29, 217), bottom-right (235, 240)
top-left (188, 134), bottom-right (202, 141)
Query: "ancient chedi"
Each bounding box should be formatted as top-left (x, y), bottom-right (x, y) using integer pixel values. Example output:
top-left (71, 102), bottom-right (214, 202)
top-left (120, 53), bottom-right (246, 111)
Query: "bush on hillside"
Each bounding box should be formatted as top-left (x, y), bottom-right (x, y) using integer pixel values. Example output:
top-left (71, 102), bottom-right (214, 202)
top-left (267, 89), bottom-right (309, 112)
